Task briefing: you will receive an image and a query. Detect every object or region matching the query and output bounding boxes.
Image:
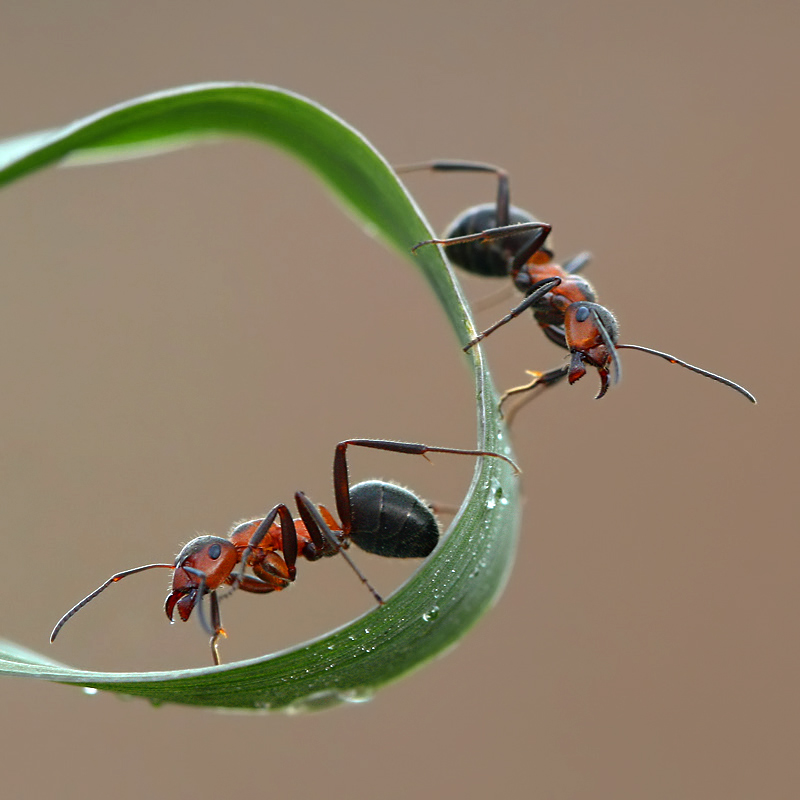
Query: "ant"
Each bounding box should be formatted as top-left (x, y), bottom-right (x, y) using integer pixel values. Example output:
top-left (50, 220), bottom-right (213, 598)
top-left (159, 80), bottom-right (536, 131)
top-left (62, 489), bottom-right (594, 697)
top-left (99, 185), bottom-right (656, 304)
top-left (397, 160), bottom-right (756, 405)
top-left (50, 438), bottom-right (519, 665)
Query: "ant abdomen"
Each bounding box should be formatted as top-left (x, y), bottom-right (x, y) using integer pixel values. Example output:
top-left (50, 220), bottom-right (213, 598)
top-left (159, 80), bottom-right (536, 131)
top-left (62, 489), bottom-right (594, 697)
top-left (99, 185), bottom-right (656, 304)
top-left (348, 480), bottom-right (440, 559)
top-left (444, 203), bottom-right (542, 277)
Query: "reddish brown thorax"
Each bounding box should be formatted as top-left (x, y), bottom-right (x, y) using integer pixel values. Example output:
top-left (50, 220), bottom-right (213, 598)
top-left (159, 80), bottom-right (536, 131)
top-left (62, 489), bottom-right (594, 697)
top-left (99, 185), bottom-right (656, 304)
top-left (228, 506), bottom-right (341, 559)
top-left (514, 255), bottom-right (599, 330)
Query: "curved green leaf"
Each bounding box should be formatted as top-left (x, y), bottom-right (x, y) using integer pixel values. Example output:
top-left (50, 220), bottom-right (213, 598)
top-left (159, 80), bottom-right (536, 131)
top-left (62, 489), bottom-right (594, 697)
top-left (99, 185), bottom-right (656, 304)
top-left (0, 84), bottom-right (519, 710)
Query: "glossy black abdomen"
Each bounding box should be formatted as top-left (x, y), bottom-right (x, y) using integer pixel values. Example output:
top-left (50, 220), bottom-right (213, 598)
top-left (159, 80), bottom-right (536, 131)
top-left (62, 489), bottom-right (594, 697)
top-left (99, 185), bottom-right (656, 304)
top-left (348, 480), bottom-right (440, 558)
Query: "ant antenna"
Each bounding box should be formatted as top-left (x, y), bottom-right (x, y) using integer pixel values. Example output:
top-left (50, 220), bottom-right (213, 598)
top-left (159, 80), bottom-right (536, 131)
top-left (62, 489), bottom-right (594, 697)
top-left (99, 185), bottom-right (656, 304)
top-left (181, 567), bottom-right (214, 635)
top-left (615, 344), bottom-right (757, 403)
top-left (50, 563), bottom-right (173, 642)
top-left (589, 306), bottom-right (623, 390)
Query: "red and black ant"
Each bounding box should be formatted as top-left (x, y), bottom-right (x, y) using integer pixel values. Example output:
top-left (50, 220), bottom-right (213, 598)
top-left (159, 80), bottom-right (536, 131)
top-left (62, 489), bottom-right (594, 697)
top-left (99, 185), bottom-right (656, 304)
top-left (397, 160), bottom-right (756, 406)
top-left (50, 438), bottom-right (518, 665)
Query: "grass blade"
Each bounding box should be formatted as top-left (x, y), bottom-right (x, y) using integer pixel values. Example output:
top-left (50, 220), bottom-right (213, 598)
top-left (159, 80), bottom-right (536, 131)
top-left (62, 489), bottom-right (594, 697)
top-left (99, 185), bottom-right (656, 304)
top-left (0, 84), bottom-right (519, 709)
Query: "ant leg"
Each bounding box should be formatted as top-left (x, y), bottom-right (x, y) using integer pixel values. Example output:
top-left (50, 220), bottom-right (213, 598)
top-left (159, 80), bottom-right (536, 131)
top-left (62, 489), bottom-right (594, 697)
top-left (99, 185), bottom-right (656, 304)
top-left (562, 251), bottom-right (592, 274)
top-left (331, 439), bottom-right (519, 531)
top-left (182, 567), bottom-right (226, 665)
top-left (427, 502), bottom-right (461, 516)
top-left (294, 491), bottom-right (385, 605)
top-left (499, 366), bottom-right (570, 420)
top-left (235, 504), bottom-right (297, 587)
top-left (225, 572), bottom-right (284, 593)
top-left (395, 160), bottom-right (511, 225)
top-left (221, 552), bottom-right (294, 596)
top-left (506, 225), bottom-right (555, 277)
top-left (541, 324), bottom-right (568, 351)
top-left (398, 161), bottom-right (554, 271)
top-left (472, 282), bottom-right (516, 313)
top-left (330, 438), bottom-right (519, 539)
top-left (317, 440), bottom-right (519, 599)
top-left (250, 554), bottom-right (294, 589)
top-left (208, 591), bottom-right (225, 666)
top-left (464, 277), bottom-right (562, 351)
top-left (411, 221), bottom-right (550, 254)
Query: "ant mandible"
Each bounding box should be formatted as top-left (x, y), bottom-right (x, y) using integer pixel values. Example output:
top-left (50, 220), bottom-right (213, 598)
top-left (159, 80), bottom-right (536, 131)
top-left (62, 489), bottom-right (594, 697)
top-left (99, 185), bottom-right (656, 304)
top-left (50, 438), bottom-right (519, 665)
top-left (397, 160), bottom-right (756, 405)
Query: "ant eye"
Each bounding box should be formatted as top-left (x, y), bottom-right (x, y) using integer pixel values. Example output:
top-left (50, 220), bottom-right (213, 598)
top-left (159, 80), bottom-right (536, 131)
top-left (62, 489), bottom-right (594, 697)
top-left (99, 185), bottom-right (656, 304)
top-left (575, 305), bottom-right (591, 323)
top-left (208, 543), bottom-right (222, 560)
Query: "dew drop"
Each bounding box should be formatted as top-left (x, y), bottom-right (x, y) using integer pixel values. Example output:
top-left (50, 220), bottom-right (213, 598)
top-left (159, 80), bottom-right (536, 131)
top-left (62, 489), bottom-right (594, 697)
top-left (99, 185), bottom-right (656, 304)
top-left (283, 685), bottom-right (376, 713)
top-left (341, 686), bottom-right (375, 704)
top-left (421, 605), bottom-right (440, 622)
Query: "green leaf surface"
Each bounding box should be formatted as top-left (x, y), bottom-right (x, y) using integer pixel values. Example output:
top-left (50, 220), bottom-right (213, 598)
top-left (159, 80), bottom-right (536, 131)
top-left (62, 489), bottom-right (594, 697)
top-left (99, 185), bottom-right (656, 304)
top-left (0, 84), bottom-right (520, 710)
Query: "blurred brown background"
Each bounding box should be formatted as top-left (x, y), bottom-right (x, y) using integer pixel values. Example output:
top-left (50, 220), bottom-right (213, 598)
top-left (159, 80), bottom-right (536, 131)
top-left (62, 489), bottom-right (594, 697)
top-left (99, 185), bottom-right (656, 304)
top-left (0, 2), bottom-right (796, 798)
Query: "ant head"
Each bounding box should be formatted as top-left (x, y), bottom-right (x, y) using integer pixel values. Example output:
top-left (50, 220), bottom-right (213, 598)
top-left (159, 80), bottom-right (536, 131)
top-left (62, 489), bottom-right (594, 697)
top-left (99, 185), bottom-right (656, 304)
top-left (562, 304), bottom-right (757, 402)
top-left (564, 303), bottom-right (757, 403)
top-left (563, 302), bottom-right (622, 399)
top-left (164, 536), bottom-right (238, 623)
